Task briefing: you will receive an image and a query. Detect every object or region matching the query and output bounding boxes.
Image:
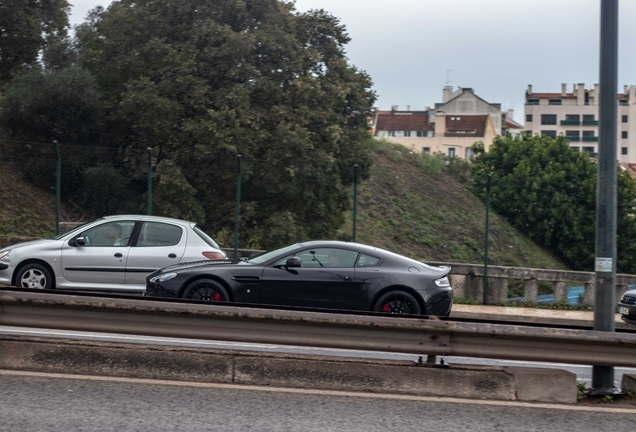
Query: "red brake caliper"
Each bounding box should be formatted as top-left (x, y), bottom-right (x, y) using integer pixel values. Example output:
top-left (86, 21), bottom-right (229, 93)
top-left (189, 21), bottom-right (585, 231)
top-left (382, 303), bottom-right (389, 312)
top-left (213, 291), bottom-right (221, 301)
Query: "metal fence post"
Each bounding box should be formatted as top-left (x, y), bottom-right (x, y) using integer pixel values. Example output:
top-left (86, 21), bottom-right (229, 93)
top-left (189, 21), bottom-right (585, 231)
top-left (146, 147), bottom-right (153, 215)
top-left (233, 154), bottom-right (242, 259)
top-left (483, 172), bottom-right (492, 304)
top-left (54, 140), bottom-right (61, 235)
top-left (352, 164), bottom-right (358, 242)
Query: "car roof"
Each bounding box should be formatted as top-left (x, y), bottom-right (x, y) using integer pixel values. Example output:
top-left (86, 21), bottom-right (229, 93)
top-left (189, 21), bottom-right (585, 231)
top-left (101, 215), bottom-right (195, 225)
top-left (296, 240), bottom-right (379, 252)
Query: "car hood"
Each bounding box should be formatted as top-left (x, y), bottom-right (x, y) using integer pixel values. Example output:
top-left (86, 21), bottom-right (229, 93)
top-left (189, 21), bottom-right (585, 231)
top-left (147, 259), bottom-right (247, 278)
top-left (0, 238), bottom-right (60, 253)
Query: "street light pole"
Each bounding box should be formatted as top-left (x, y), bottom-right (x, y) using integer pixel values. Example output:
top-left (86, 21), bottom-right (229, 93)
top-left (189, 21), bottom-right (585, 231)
top-left (592, 0), bottom-right (619, 395)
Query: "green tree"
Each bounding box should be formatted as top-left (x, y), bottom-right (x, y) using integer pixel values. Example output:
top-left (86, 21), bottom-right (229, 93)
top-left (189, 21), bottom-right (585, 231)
top-left (0, 0), bottom-right (70, 84)
top-left (469, 133), bottom-right (636, 273)
top-left (76, 0), bottom-right (375, 248)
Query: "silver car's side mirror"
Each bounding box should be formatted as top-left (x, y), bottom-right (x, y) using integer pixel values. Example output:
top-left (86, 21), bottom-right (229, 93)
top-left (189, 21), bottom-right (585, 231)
top-left (75, 237), bottom-right (86, 246)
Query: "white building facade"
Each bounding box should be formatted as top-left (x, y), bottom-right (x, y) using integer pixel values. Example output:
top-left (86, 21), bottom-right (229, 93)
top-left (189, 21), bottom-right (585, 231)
top-left (524, 83), bottom-right (636, 162)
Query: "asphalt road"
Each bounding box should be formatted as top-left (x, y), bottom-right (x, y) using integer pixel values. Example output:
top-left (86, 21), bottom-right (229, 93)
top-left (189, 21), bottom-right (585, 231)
top-left (1, 371), bottom-right (634, 432)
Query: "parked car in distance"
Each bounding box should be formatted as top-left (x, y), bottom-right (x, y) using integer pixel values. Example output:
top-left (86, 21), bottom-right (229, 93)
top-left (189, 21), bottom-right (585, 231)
top-left (618, 288), bottom-right (636, 325)
top-left (0, 215), bottom-right (226, 292)
top-left (145, 240), bottom-right (453, 316)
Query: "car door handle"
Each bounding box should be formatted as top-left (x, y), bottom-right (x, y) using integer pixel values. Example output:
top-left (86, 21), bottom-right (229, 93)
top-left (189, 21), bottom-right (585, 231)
top-left (168, 253), bottom-right (177, 259)
top-left (114, 253), bottom-right (123, 258)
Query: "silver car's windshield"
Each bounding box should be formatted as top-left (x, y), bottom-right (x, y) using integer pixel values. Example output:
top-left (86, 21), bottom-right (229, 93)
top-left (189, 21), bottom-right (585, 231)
top-left (51, 220), bottom-right (101, 240)
top-left (249, 243), bottom-right (303, 264)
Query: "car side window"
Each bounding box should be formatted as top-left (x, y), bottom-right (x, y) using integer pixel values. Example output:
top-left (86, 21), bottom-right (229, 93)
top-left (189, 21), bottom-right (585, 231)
top-left (137, 222), bottom-right (183, 247)
top-left (356, 253), bottom-right (382, 267)
top-left (272, 248), bottom-right (358, 268)
top-left (80, 221), bottom-right (135, 247)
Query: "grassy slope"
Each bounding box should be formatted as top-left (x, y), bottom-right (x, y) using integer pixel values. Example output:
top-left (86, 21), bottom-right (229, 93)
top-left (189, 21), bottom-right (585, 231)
top-left (337, 144), bottom-right (567, 270)
top-left (0, 161), bottom-right (57, 238)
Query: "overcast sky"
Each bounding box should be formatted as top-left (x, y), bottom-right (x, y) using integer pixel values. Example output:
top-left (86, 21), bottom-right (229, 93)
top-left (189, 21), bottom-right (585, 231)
top-left (69, 0), bottom-right (636, 122)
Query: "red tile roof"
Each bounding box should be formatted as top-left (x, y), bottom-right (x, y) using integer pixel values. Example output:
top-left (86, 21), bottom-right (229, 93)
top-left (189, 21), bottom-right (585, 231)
top-left (375, 113), bottom-right (434, 131)
top-left (444, 115), bottom-right (488, 137)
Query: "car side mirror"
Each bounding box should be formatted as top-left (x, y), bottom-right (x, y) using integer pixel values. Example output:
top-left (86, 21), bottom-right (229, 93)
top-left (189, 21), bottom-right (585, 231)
top-left (285, 257), bottom-right (301, 268)
top-left (75, 237), bottom-right (86, 246)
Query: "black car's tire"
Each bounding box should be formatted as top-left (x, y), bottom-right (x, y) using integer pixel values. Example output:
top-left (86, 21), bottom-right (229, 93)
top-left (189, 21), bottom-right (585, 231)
top-left (183, 279), bottom-right (230, 302)
top-left (373, 290), bottom-right (422, 315)
top-left (16, 263), bottom-right (53, 289)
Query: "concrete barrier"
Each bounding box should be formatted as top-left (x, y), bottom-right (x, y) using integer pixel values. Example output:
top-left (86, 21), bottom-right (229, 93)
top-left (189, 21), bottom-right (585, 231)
top-left (0, 336), bottom-right (577, 403)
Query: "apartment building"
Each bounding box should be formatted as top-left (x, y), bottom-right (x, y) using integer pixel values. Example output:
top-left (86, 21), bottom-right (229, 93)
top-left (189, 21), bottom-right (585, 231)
top-left (372, 87), bottom-right (512, 159)
top-left (524, 83), bottom-right (636, 162)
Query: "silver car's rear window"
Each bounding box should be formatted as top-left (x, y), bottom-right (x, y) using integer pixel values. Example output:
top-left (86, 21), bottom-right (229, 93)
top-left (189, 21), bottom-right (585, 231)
top-left (193, 226), bottom-right (220, 249)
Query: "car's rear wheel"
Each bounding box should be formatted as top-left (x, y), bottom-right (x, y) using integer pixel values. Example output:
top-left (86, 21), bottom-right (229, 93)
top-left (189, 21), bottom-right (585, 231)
top-left (16, 263), bottom-right (53, 290)
top-left (373, 290), bottom-right (421, 315)
top-left (183, 279), bottom-right (229, 302)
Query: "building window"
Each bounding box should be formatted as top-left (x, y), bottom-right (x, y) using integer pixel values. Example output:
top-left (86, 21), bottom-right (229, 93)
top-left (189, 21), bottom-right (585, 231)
top-left (388, 131), bottom-right (396, 137)
top-left (622, 131), bottom-right (628, 139)
top-left (566, 114), bottom-right (580, 121)
top-left (622, 147), bottom-right (628, 155)
top-left (622, 115), bottom-right (628, 123)
top-left (448, 147), bottom-right (456, 158)
top-left (416, 131), bottom-right (423, 137)
top-left (582, 146), bottom-right (595, 154)
top-left (583, 114), bottom-right (595, 121)
top-left (527, 98), bottom-right (539, 105)
top-left (422, 147), bottom-right (430, 154)
top-left (565, 131), bottom-right (580, 141)
top-left (620, 99), bottom-right (628, 106)
top-left (404, 131), bottom-right (411, 137)
top-left (465, 148), bottom-right (473, 159)
top-left (541, 114), bottom-right (557, 125)
top-left (583, 130), bottom-right (595, 137)
top-left (549, 99), bottom-right (562, 105)
top-left (526, 114), bottom-right (533, 122)
top-left (541, 130), bottom-right (557, 138)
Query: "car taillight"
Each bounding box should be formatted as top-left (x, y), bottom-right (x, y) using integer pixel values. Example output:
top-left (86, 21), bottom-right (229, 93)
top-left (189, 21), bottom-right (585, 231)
top-left (202, 251), bottom-right (225, 260)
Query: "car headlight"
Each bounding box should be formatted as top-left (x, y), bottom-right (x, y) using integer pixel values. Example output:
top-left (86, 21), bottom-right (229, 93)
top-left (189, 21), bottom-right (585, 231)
top-left (434, 276), bottom-right (450, 287)
top-left (0, 250), bottom-right (10, 260)
top-left (149, 272), bottom-right (177, 283)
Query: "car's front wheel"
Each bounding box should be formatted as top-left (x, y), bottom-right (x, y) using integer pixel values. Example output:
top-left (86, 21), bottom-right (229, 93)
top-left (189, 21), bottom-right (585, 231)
top-left (16, 263), bottom-right (53, 290)
top-left (182, 279), bottom-right (230, 302)
top-left (373, 290), bottom-right (422, 315)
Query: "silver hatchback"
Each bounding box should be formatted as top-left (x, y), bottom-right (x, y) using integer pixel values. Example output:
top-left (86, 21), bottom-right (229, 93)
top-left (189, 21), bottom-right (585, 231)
top-left (0, 215), bottom-right (227, 293)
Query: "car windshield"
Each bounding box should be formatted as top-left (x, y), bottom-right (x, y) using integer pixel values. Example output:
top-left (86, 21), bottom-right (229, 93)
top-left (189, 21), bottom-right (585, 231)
top-left (248, 243), bottom-right (303, 264)
top-left (51, 220), bottom-right (101, 240)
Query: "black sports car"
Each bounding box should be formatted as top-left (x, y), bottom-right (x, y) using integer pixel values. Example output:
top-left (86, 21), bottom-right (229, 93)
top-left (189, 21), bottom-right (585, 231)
top-left (145, 240), bottom-right (453, 316)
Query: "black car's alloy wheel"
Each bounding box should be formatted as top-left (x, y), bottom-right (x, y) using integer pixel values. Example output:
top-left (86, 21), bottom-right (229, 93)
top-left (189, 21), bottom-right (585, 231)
top-left (374, 290), bottom-right (421, 315)
top-left (183, 279), bottom-right (229, 302)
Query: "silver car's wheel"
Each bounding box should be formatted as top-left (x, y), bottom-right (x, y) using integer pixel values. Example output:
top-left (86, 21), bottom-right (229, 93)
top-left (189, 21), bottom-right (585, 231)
top-left (16, 264), bottom-right (53, 289)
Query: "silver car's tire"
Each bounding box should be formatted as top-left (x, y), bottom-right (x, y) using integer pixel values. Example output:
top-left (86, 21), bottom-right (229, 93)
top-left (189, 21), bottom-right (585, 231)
top-left (16, 264), bottom-right (53, 289)
top-left (183, 279), bottom-right (229, 302)
top-left (373, 290), bottom-right (422, 315)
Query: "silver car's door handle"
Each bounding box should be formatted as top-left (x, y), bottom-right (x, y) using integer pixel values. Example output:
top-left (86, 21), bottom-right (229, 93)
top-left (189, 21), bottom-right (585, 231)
top-left (114, 253), bottom-right (123, 258)
top-left (168, 253), bottom-right (177, 259)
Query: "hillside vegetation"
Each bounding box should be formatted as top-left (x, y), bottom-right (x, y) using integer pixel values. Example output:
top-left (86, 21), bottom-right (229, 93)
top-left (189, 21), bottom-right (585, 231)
top-left (1, 147), bottom-right (566, 270)
top-left (337, 141), bottom-right (567, 269)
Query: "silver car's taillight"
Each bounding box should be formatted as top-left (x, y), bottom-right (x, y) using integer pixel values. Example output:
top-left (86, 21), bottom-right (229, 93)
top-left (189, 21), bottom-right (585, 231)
top-left (202, 251), bottom-right (225, 260)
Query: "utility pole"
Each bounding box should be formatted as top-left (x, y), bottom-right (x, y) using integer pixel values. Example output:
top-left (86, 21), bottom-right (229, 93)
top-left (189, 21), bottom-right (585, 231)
top-left (591, 0), bottom-right (620, 395)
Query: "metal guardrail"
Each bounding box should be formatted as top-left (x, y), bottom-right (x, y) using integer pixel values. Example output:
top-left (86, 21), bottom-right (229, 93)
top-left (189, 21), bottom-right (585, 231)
top-left (1, 290), bottom-right (635, 367)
